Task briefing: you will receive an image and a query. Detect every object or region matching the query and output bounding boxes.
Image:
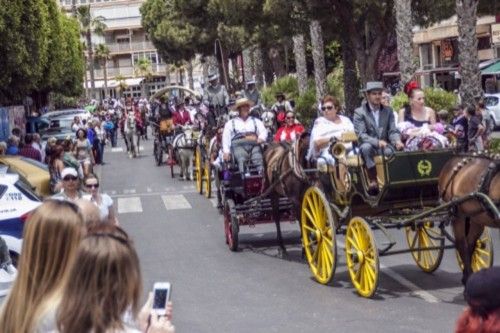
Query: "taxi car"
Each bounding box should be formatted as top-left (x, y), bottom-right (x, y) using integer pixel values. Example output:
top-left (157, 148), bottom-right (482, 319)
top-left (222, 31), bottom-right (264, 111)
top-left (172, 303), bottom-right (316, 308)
top-left (0, 156), bottom-right (51, 197)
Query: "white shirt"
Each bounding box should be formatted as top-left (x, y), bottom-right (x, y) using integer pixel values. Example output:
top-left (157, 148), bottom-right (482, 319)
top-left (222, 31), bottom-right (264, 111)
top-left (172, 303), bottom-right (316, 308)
top-left (83, 194), bottom-right (114, 220)
top-left (368, 103), bottom-right (381, 127)
top-left (222, 116), bottom-right (268, 154)
top-left (309, 116), bottom-right (354, 158)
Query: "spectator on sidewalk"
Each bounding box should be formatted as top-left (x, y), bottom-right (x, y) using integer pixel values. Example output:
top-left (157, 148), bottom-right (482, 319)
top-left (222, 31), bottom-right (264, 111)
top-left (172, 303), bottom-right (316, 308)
top-left (52, 168), bottom-right (83, 201)
top-left (0, 141), bottom-right (7, 155)
top-left (19, 134), bottom-right (42, 162)
top-left (466, 105), bottom-right (485, 152)
top-left (32, 133), bottom-right (45, 162)
top-left (83, 174), bottom-right (118, 225)
top-left (6, 135), bottom-right (19, 156)
top-left (57, 224), bottom-right (175, 333)
top-left (0, 200), bottom-right (85, 333)
top-left (456, 267), bottom-right (500, 333)
top-left (49, 145), bottom-right (65, 194)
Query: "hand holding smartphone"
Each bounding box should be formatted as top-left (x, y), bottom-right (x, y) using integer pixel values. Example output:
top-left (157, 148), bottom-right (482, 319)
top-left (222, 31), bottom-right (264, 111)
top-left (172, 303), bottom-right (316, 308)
top-left (152, 282), bottom-right (172, 316)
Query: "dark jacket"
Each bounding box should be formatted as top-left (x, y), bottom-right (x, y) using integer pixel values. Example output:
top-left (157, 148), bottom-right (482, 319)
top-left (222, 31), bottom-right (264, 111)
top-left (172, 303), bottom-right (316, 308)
top-left (353, 102), bottom-right (400, 147)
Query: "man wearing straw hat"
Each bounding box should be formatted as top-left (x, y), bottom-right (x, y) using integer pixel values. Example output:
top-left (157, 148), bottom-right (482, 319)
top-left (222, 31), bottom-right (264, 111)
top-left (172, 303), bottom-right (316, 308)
top-left (222, 98), bottom-right (268, 173)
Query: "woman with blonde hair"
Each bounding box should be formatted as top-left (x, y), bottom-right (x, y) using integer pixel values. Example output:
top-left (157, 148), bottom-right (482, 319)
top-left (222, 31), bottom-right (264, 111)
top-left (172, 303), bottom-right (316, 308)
top-left (57, 224), bottom-right (174, 333)
top-left (0, 200), bottom-right (85, 333)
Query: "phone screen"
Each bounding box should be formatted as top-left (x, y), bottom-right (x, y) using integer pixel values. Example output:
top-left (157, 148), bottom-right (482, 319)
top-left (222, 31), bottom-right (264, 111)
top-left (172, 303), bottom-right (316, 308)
top-left (153, 289), bottom-right (168, 309)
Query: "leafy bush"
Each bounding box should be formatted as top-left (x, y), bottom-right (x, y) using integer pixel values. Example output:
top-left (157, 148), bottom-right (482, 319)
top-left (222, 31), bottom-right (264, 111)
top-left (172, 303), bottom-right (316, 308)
top-left (295, 82), bottom-right (317, 128)
top-left (50, 92), bottom-right (79, 109)
top-left (490, 138), bottom-right (500, 153)
top-left (326, 63), bottom-right (345, 106)
top-left (261, 75), bottom-right (299, 106)
top-left (390, 88), bottom-right (457, 114)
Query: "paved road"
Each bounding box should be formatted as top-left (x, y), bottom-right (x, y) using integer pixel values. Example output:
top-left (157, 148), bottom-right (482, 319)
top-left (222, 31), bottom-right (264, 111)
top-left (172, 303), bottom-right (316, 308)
top-left (99, 138), bottom-right (500, 333)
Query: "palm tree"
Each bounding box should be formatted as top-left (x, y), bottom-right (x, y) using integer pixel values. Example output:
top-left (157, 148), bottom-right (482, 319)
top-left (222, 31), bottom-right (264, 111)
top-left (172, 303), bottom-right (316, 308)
top-left (395, 0), bottom-right (416, 84)
top-left (115, 74), bottom-right (128, 99)
top-left (309, 20), bottom-right (327, 102)
top-left (77, 5), bottom-right (107, 100)
top-left (456, 0), bottom-right (482, 106)
top-left (134, 57), bottom-right (153, 98)
top-left (293, 34), bottom-right (308, 96)
top-left (95, 44), bottom-right (111, 99)
top-left (186, 59), bottom-right (194, 90)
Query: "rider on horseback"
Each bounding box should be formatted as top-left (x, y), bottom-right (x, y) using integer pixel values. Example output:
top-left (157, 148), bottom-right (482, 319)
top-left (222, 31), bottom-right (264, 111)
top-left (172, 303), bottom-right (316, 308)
top-left (222, 98), bottom-right (268, 174)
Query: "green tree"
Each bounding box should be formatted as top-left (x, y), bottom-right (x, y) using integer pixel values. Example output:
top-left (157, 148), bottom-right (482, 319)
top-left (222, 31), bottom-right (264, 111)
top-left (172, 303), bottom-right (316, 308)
top-left (134, 57), bottom-right (153, 97)
top-left (115, 75), bottom-right (128, 99)
top-left (95, 44), bottom-right (111, 99)
top-left (77, 5), bottom-right (106, 100)
top-left (0, 0), bottom-right (49, 104)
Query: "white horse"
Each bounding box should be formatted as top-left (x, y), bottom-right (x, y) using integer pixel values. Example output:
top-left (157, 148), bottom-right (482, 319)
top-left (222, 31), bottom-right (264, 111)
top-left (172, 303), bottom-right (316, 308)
top-left (173, 125), bottom-right (196, 180)
top-left (124, 111), bottom-right (141, 158)
top-left (261, 108), bottom-right (276, 140)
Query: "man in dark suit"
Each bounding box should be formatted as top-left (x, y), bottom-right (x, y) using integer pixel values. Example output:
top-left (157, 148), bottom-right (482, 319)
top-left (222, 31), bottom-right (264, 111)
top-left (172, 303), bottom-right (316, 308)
top-left (353, 81), bottom-right (404, 194)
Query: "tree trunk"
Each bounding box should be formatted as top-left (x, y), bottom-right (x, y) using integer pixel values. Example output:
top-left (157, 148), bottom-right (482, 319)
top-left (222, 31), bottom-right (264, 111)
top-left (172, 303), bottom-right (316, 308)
top-left (293, 34), bottom-right (308, 96)
top-left (201, 60), bottom-right (209, 84)
top-left (165, 64), bottom-right (171, 85)
top-left (261, 45), bottom-right (275, 85)
top-left (456, 0), bottom-right (482, 106)
top-left (178, 69), bottom-right (184, 86)
top-left (86, 30), bottom-right (96, 100)
top-left (84, 59), bottom-right (89, 99)
top-left (284, 40), bottom-right (290, 74)
top-left (341, 32), bottom-right (360, 116)
top-left (253, 46), bottom-right (264, 88)
top-left (395, 0), bottom-right (416, 84)
top-left (268, 46), bottom-right (286, 78)
top-left (186, 59), bottom-right (194, 90)
top-left (103, 59), bottom-right (109, 99)
top-left (242, 48), bottom-right (253, 83)
top-left (309, 20), bottom-right (327, 102)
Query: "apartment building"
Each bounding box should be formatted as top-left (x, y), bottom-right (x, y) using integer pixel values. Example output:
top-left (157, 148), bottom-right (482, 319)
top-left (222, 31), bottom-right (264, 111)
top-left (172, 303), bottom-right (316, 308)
top-left (59, 0), bottom-right (168, 99)
top-left (412, 15), bottom-right (500, 91)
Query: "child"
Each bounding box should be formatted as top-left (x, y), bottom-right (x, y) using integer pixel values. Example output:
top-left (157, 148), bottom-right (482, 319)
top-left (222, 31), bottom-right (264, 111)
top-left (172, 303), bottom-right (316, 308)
top-left (451, 105), bottom-right (468, 152)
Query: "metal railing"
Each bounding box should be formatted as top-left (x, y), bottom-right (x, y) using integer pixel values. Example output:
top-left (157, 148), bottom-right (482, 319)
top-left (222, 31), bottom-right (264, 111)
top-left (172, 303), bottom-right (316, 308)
top-left (90, 64), bottom-right (167, 80)
top-left (107, 41), bottom-right (156, 53)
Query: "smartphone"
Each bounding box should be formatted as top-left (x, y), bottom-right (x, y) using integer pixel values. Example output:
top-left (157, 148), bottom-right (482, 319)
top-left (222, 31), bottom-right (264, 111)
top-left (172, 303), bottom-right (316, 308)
top-left (152, 282), bottom-right (171, 315)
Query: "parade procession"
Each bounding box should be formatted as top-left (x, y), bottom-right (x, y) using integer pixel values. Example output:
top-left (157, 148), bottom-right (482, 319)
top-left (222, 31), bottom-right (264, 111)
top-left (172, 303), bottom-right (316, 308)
top-left (1, 0), bottom-right (500, 332)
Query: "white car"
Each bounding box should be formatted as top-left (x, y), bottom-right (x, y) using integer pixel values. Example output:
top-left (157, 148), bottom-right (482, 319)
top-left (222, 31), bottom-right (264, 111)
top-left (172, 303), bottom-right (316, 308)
top-left (484, 93), bottom-right (500, 129)
top-left (0, 172), bottom-right (41, 296)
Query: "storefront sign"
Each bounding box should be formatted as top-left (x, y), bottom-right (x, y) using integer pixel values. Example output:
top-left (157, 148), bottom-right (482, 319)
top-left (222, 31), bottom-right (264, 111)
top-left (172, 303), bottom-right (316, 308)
top-left (441, 39), bottom-right (454, 61)
top-left (492, 23), bottom-right (500, 44)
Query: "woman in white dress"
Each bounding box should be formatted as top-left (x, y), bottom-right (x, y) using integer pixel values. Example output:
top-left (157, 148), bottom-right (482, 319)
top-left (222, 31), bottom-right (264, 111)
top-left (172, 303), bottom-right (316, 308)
top-left (83, 174), bottom-right (118, 225)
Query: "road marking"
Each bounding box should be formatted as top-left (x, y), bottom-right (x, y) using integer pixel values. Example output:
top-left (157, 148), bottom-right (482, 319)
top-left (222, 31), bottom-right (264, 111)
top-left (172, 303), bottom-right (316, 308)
top-left (337, 240), bottom-right (441, 304)
top-left (123, 189), bottom-right (136, 194)
top-left (210, 198), bottom-right (218, 207)
top-left (147, 187), bottom-right (152, 193)
top-left (111, 147), bottom-right (124, 153)
top-left (117, 197), bottom-right (143, 214)
top-left (380, 264), bottom-right (441, 303)
top-left (161, 194), bottom-right (192, 210)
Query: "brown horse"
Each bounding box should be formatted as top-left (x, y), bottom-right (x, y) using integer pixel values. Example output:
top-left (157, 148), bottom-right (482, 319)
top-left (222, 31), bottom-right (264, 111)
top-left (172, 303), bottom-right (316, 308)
top-left (263, 133), bottom-right (311, 255)
top-left (438, 154), bottom-right (500, 284)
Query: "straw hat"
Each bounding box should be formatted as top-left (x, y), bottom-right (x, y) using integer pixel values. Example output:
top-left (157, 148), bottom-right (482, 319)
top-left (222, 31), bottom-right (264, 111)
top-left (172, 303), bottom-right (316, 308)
top-left (232, 98), bottom-right (254, 110)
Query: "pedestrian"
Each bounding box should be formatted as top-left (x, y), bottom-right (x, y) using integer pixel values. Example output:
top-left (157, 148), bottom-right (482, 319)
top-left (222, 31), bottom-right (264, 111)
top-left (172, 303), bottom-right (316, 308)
top-left (56, 224), bottom-right (175, 333)
top-left (5, 135), bottom-right (20, 155)
top-left (74, 128), bottom-right (94, 177)
top-left (49, 145), bottom-right (65, 194)
top-left (83, 174), bottom-right (118, 225)
top-left (71, 116), bottom-right (82, 132)
top-left (18, 134), bottom-right (42, 162)
top-left (94, 119), bottom-right (106, 164)
top-left (32, 133), bottom-right (45, 162)
top-left (451, 105), bottom-right (468, 152)
top-left (466, 105), bottom-right (485, 152)
top-left (0, 200), bottom-right (85, 333)
top-left (52, 167), bottom-right (83, 201)
top-left (45, 137), bottom-right (57, 164)
top-left (75, 198), bottom-right (102, 228)
top-left (477, 101), bottom-right (493, 149)
top-left (0, 141), bottom-right (6, 155)
top-left (456, 267), bottom-right (500, 333)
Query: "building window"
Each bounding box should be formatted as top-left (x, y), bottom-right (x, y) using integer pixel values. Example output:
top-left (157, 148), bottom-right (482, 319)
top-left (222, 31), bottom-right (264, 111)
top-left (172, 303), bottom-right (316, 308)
top-left (478, 36), bottom-right (491, 50)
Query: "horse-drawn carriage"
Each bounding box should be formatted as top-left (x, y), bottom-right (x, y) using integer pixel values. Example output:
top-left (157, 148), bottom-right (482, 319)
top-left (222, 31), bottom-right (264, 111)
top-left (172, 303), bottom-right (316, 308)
top-left (300, 132), bottom-right (498, 297)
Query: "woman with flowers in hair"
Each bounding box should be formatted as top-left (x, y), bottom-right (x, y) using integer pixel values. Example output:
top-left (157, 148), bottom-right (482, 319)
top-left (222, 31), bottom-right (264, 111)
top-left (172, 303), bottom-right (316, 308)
top-left (397, 81), bottom-right (447, 151)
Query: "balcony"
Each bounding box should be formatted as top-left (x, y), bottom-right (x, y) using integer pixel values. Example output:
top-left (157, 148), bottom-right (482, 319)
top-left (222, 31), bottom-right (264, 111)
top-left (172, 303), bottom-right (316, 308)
top-left (90, 64), bottom-right (167, 80)
top-left (107, 41), bottom-right (156, 54)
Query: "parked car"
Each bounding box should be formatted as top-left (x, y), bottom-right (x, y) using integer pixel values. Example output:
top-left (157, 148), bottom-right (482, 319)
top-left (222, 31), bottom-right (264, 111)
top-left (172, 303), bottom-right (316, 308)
top-left (44, 109), bottom-right (90, 129)
top-left (0, 172), bottom-right (41, 265)
top-left (25, 116), bottom-right (50, 135)
top-left (0, 156), bottom-right (51, 197)
top-left (484, 93), bottom-right (500, 129)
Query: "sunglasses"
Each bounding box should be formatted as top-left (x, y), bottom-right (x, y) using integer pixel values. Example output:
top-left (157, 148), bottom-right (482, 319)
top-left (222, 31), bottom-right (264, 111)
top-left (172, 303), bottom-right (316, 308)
top-left (86, 183), bottom-right (99, 189)
top-left (321, 106), bottom-right (334, 111)
top-left (63, 176), bottom-right (79, 181)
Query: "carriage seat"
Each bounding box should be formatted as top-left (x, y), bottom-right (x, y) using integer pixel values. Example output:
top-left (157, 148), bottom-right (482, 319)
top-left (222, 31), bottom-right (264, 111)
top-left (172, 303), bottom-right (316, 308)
top-left (346, 155), bottom-right (386, 187)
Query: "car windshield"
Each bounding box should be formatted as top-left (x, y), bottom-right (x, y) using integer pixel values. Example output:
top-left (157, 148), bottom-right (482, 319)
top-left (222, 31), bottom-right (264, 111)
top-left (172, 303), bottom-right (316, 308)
top-left (15, 180), bottom-right (41, 202)
top-left (484, 96), bottom-right (499, 107)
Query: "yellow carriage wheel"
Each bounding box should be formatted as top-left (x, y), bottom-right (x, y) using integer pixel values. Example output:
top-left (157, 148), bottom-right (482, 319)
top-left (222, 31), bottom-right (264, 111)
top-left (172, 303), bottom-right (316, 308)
top-left (456, 227), bottom-right (494, 272)
top-left (405, 221), bottom-right (444, 273)
top-left (345, 217), bottom-right (379, 298)
top-left (300, 187), bottom-right (337, 285)
top-left (195, 146), bottom-right (203, 194)
top-left (204, 160), bottom-right (212, 199)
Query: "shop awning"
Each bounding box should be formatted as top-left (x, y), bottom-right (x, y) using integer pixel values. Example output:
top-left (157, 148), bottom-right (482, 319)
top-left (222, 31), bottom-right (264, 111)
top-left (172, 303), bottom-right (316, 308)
top-left (481, 60), bottom-right (500, 75)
